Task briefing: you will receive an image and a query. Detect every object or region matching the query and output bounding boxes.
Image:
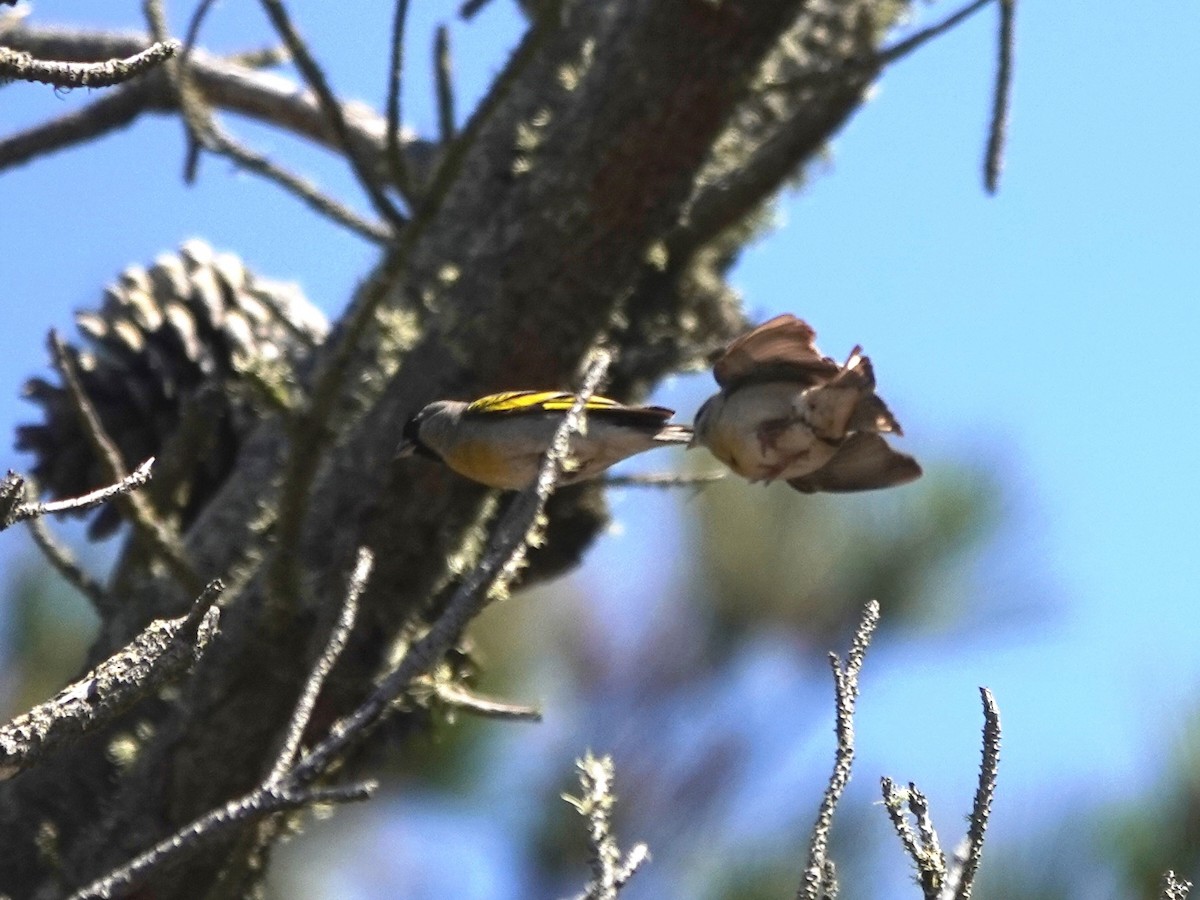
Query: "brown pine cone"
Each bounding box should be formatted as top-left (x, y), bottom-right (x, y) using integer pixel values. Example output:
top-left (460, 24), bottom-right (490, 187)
top-left (16, 240), bottom-right (328, 539)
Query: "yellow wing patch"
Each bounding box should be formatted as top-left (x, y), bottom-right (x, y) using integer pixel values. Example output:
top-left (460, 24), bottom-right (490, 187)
top-left (466, 391), bottom-right (625, 415)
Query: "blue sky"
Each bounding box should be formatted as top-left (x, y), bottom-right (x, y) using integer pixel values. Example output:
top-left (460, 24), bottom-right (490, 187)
top-left (4, 0), bottom-right (1200, 895)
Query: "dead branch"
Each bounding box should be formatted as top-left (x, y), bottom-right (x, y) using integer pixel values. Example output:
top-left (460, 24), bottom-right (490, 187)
top-left (799, 600), bottom-right (881, 900)
top-left (0, 582), bottom-right (222, 781)
top-left (566, 753), bottom-right (650, 900)
top-left (0, 37), bottom-right (177, 88)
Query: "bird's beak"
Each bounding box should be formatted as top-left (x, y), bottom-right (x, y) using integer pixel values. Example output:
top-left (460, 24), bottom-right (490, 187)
top-left (395, 439), bottom-right (417, 459)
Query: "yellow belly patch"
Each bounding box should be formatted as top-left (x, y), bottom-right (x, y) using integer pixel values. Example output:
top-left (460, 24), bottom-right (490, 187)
top-left (446, 440), bottom-right (535, 490)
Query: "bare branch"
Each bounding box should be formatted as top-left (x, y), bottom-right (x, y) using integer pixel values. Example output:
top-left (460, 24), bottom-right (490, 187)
top-left (458, 0), bottom-right (494, 20)
top-left (257, 0), bottom-right (407, 231)
top-left (878, 0), bottom-right (995, 66)
top-left (566, 753), bottom-right (650, 900)
top-left (430, 679), bottom-right (543, 723)
top-left (5, 458), bottom-right (155, 528)
top-left (197, 120), bottom-right (393, 242)
top-left (880, 778), bottom-right (946, 900)
top-left (434, 25), bottom-right (456, 145)
top-left (148, 0), bottom-right (395, 241)
top-left (798, 600), bottom-right (881, 900)
top-left (0, 582), bottom-right (222, 782)
top-left (984, 0), bottom-right (1015, 193)
top-left (180, 0), bottom-right (219, 59)
top-left (49, 332), bottom-right (202, 593)
top-left (0, 27), bottom-right (434, 185)
top-left (0, 76), bottom-right (157, 170)
top-left (288, 350), bottom-right (612, 786)
top-left (267, 548), bottom-right (372, 784)
top-left (951, 687), bottom-right (1001, 900)
top-left (384, 0), bottom-right (414, 200)
top-left (65, 779), bottom-right (374, 900)
top-left (0, 38), bottom-right (178, 88)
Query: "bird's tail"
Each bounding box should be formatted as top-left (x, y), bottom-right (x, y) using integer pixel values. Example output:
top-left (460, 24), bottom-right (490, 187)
top-left (848, 393), bottom-right (903, 435)
top-left (835, 348), bottom-right (903, 435)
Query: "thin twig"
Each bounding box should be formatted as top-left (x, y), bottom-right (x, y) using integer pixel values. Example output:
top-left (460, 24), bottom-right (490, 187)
top-left (207, 125), bottom-right (392, 241)
top-left (909, 785), bottom-right (946, 878)
top-left (952, 687), bottom-right (1001, 900)
top-left (877, 0), bottom-right (995, 66)
top-left (384, 0), bottom-right (414, 199)
top-left (6, 458), bottom-right (155, 527)
top-left (180, 0), bottom-right (220, 59)
top-left (434, 25), bottom-right (456, 145)
top-left (566, 753), bottom-right (649, 900)
top-left (799, 600), bottom-right (881, 900)
top-left (147, 0), bottom-right (393, 241)
top-left (49, 332), bottom-right (202, 593)
top-left (257, 0), bottom-right (407, 232)
top-left (432, 679), bottom-right (542, 723)
top-left (25, 516), bottom-right (109, 611)
top-left (267, 548), bottom-right (371, 784)
top-left (0, 582), bottom-right (222, 782)
top-left (65, 780), bottom-right (374, 900)
top-left (880, 778), bottom-right (946, 900)
top-left (984, 0), bottom-right (1015, 194)
top-left (0, 39), bottom-right (178, 88)
top-left (881, 779), bottom-right (925, 876)
top-left (289, 351), bottom-right (612, 786)
top-left (458, 0), bottom-right (493, 20)
top-left (0, 77), bottom-right (157, 170)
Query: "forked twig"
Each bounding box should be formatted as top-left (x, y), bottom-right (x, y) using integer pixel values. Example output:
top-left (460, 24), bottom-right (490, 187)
top-left (952, 687), bottom-right (1001, 899)
top-left (798, 600), bottom-right (881, 900)
top-left (566, 753), bottom-right (649, 900)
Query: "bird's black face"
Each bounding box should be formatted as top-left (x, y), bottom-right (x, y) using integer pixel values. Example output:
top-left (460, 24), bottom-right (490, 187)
top-left (396, 406), bottom-right (441, 461)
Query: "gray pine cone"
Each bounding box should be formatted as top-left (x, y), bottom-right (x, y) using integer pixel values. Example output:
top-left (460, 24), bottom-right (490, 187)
top-left (16, 240), bottom-right (328, 539)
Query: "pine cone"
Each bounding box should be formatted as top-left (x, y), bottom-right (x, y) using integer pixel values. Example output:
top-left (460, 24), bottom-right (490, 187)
top-left (16, 240), bottom-right (328, 539)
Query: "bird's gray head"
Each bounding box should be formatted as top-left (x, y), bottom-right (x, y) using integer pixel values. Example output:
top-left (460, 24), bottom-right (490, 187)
top-left (397, 400), bottom-right (465, 460)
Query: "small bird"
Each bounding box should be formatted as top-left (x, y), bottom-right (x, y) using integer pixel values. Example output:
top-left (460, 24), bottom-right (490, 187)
top-left (397, 390), bottom-right (693, 490)
top-left (691, 315), bottom-right (921, 493)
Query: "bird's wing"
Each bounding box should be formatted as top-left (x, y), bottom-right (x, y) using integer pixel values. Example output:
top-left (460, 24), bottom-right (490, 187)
top-left (465, 391), bottom-right (676, 429)
top-left (713, 314), bottom-right (841, 391)
top-left (787, 433), bottom-right (922, 493)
